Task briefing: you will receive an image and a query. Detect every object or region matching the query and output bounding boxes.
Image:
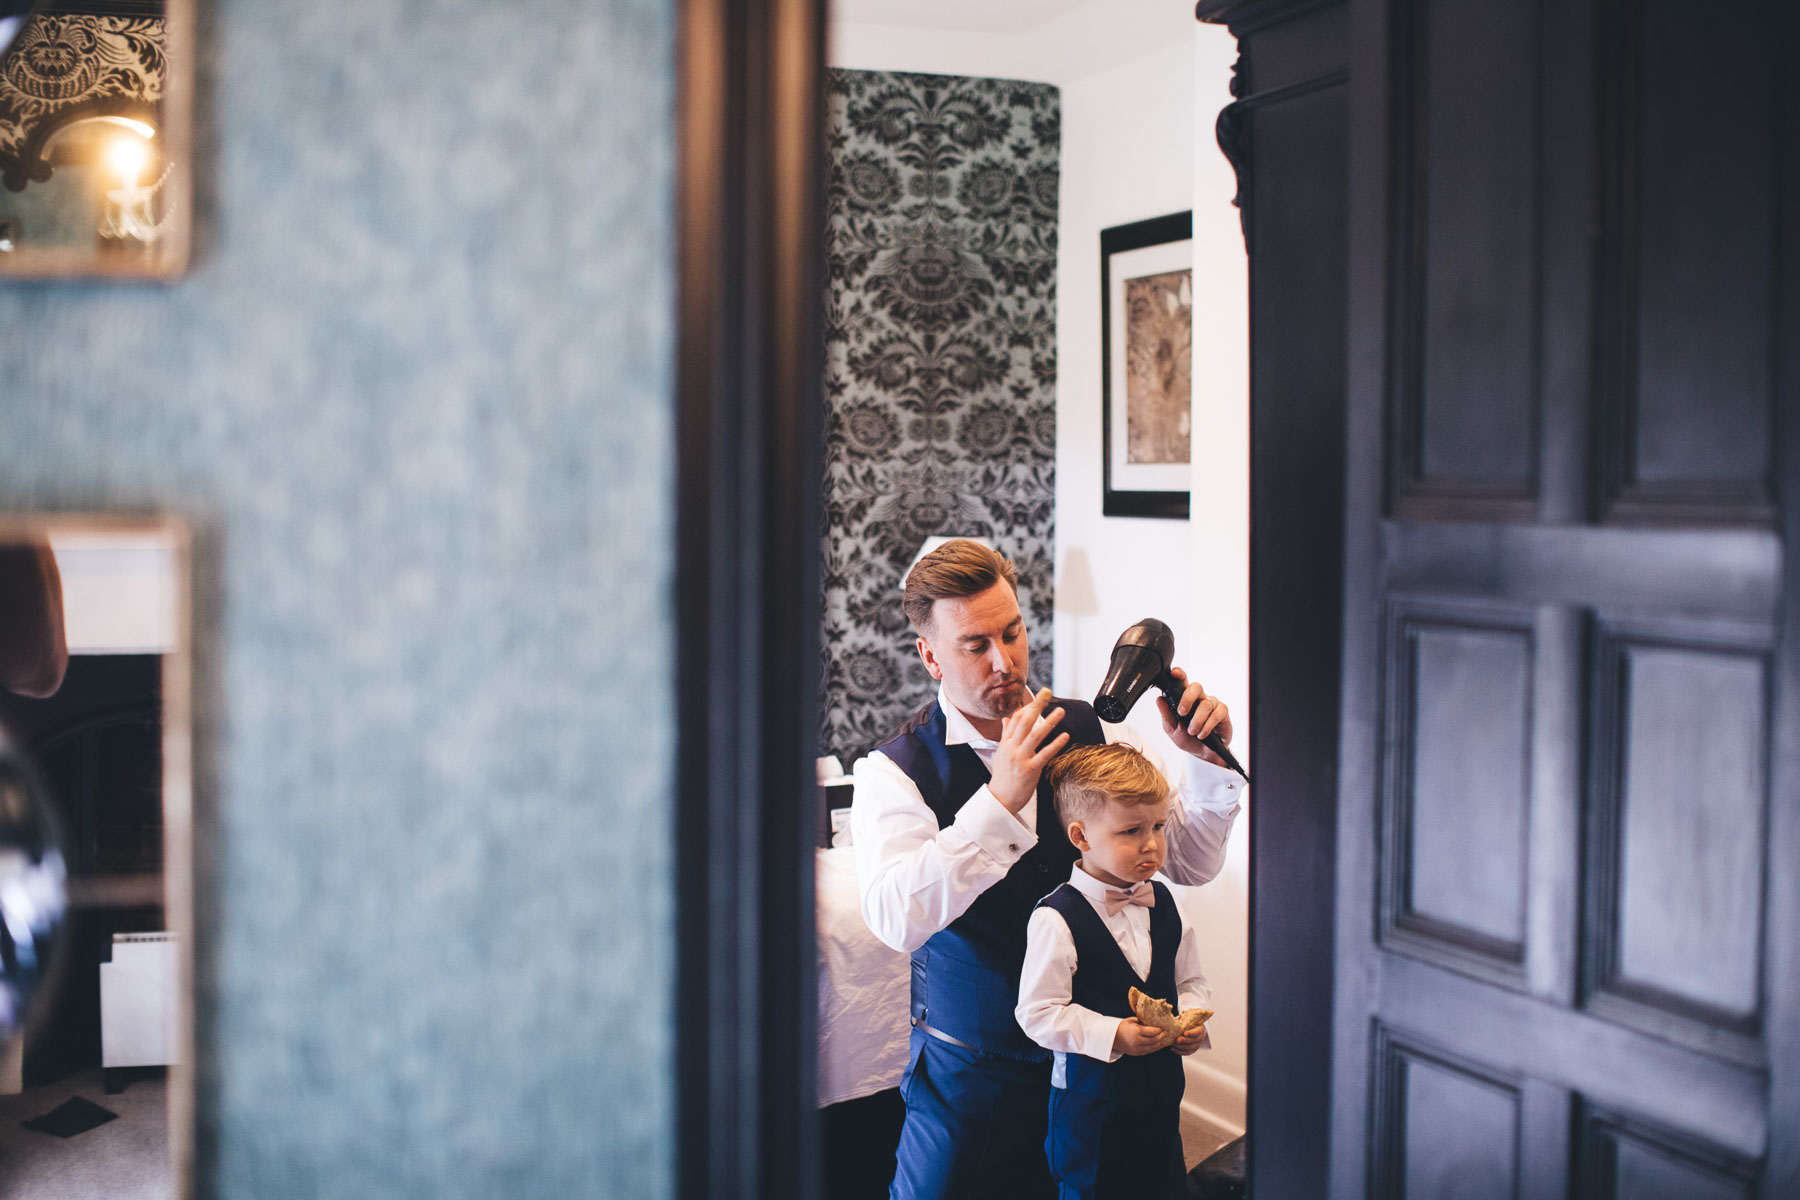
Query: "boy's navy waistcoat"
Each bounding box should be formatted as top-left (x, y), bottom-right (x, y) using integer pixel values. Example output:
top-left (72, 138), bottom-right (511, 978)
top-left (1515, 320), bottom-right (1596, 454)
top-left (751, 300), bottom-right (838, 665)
top-left (1037, 879), bottom-right (1186, 1102)
top-left (876, 697), bottom-right (1105, 1060)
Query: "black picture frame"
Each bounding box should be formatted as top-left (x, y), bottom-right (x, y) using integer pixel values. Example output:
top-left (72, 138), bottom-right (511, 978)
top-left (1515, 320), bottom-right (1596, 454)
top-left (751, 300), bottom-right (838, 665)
top-left (1100, 210), bottom-right (1194, 519)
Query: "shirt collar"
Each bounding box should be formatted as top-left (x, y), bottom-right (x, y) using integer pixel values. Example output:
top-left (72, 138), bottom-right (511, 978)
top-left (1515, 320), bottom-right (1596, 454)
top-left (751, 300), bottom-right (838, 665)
top-left (1066, 862), bottom-right (1139, 902)
top-left (938, 685), bottom-right (997, 749)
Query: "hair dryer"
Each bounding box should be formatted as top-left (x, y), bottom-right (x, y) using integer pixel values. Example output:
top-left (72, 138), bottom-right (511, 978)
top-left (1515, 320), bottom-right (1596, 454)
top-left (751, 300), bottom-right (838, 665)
top-left (1093, 618), bottom-right (1249, 782)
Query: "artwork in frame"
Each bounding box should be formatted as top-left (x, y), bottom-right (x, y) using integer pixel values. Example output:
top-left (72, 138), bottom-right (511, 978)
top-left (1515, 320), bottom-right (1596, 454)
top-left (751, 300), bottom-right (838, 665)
top-left (1101, 211), bottom-right (1193, 518)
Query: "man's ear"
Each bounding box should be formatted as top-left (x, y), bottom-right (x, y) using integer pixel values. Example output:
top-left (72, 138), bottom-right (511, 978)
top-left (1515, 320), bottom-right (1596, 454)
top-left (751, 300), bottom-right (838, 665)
top-left (917, 637), bottom-right (944, 681)
top-left (1067, 821), bottom-right (1088, 851)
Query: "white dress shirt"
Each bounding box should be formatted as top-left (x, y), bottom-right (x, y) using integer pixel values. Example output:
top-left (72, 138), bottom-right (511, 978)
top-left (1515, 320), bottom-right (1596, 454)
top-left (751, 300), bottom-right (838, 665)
top-left (850, 686), bottom-right (1243, 953)
top-left (1014, 864), bottom-right (1213, 1064)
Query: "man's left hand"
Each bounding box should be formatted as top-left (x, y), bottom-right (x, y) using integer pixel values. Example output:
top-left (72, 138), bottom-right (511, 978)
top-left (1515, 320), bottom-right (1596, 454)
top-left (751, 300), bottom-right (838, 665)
top-left (1154, 666), bottom-right (1233, 770)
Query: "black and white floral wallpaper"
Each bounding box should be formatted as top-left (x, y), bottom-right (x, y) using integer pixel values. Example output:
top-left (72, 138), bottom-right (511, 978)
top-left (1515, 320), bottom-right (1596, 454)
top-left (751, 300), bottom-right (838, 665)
top-left (820, 68), bottom-right (1060, 766)
top-left (0, 14), bottom-right (165, 191)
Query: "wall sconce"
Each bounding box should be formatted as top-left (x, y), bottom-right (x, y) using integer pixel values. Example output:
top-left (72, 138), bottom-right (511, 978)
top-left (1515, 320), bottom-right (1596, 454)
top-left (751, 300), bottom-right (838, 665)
top-left (99, 124), bottom-right (169, 248)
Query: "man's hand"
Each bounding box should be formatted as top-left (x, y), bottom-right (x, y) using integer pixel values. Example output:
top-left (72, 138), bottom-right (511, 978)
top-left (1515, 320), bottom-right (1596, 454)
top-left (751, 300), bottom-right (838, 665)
top-left (1155, 666), bottom-right (1233, 769)
top-left (1170, 1024), bottom-right (1208, 1056)
top-left (988, 687), bottom-right (1069, 814)
top-left (1113, 1017), bottom-right (1173, 1057)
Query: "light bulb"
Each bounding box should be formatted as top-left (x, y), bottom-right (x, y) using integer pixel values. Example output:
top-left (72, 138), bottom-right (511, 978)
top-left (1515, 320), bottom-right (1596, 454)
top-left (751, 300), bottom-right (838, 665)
top-left (106, 135), bottom-right (150, 187)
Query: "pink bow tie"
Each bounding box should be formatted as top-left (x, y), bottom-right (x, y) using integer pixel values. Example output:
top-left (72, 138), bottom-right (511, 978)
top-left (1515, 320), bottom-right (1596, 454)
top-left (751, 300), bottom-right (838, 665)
top-left (1101, 885), bottom-right (1155, 918)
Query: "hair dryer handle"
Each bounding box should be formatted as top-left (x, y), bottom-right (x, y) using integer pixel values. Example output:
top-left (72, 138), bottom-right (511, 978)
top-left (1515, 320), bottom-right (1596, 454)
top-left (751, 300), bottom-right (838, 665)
top-left (1157, 681), bottom-right (1250, 784)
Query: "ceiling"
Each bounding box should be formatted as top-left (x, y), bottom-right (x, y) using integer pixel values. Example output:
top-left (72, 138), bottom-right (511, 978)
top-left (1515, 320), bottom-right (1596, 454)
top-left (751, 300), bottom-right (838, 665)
top-left (831, 0), bottom-right (1097, 33)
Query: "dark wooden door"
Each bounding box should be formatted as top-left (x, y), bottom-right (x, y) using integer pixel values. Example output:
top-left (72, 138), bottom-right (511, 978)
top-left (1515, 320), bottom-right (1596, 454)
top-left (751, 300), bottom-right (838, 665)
top-left (1330, 0), bottom-right (1798, 1196)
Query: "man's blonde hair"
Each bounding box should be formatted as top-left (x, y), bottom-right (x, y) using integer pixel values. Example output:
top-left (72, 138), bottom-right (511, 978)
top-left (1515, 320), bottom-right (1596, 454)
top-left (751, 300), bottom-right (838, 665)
top-left (902, 539), bottom-right (1019, 637)
top-left (1048, 743), bottom-right (1170, 829)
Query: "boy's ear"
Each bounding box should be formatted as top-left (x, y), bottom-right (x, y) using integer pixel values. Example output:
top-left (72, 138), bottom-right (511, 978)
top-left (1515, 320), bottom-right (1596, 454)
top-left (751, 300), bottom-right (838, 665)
top-left (1067, 820), bottom-right (1088, 851)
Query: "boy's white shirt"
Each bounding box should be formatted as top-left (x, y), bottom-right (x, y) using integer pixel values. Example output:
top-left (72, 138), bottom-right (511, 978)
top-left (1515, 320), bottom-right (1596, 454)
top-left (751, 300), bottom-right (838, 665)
top-left (1015, 862), bottom-right (1213, 1069)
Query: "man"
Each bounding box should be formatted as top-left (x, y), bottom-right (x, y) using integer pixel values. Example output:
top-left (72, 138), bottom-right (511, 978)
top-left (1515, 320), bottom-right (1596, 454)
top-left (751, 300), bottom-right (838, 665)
top-left (851, 539), bottom-right (1243, 1199)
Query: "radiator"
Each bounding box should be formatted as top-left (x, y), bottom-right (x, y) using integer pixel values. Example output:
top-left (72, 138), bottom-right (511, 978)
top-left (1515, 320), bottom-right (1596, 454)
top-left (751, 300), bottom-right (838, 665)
top-left (100, 932), bottom-right (181, 1068)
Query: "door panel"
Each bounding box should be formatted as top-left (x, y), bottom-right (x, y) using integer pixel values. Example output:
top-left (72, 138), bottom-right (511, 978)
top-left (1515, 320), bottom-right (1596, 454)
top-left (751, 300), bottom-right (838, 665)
top-left (1599, 0), bottom-right (1779, 518)
top-left (1403, 0), bottom-right (1541, 505)
top-left (1383, 599), bottom-right (1534, 978)
top-left (1588, 624), bottom-right (1770, 1047)
top-left (1371, 1028), bottom-right (1523, 1200)
top-left (1576, 1103), bottom-right (1763, 1200)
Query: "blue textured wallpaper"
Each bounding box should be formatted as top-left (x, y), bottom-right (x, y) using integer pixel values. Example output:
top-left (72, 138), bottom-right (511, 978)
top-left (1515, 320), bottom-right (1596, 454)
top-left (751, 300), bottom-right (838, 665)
top-left (0, 3), bottom-right (677, 1196)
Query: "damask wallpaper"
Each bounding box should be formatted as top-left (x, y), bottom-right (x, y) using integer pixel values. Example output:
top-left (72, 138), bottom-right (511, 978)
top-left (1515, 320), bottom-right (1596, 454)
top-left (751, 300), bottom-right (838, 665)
top-left (821, 68), bottom-right (1060, 766)
top-left (0, 13), bottom-right (164, 191)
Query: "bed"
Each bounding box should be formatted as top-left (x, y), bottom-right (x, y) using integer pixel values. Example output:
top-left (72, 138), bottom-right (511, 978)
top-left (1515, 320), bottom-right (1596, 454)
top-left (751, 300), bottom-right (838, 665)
top-left (815, 845), bottom-right (910, 1105)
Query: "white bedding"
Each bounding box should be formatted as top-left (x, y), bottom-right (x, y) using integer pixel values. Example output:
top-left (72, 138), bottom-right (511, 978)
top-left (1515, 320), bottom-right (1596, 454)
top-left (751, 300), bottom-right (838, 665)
top-left (815, 846), bottom-right (910, 1106)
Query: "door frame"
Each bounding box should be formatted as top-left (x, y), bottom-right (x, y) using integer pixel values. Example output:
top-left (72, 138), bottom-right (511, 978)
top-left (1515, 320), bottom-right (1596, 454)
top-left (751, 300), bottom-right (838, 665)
top-left (1199, 1), bottom-right (1350, 1195)
top-left (674, 0), bottom-right (828, 1197)
top-left (675, 1), bottom-right (1364, 1195)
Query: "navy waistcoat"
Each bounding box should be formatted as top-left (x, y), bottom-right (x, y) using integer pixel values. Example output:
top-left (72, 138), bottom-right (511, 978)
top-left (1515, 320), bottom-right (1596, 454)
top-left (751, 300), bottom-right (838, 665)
top-left (877, 697), bottom-right (1105, 1059)
top-left (1038, 880), bottom-right (1186, 1102)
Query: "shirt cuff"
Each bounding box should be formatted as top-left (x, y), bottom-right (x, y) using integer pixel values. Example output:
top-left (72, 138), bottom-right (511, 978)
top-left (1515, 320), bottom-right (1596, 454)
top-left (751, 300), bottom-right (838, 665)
top-left (1181, 754), bottom-right (1244, 814)
top-left (952, 784), bottom-right (1037, 863)
top-left (1077, 1012), bottom-right (1127, 1063)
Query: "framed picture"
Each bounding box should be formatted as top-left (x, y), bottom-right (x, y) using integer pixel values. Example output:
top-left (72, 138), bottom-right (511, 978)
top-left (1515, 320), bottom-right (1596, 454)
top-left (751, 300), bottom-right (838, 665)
top-left (1101, 211), bottom-right (1193, 518)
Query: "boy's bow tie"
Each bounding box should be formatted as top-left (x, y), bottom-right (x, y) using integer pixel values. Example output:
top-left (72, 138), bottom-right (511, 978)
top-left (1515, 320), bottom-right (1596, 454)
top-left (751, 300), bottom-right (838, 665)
top-left (1101, 884), bottom-right (1155, 917)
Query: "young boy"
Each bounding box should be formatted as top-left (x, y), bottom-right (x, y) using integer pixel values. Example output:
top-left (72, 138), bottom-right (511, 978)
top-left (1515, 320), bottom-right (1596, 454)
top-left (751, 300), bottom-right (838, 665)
top-left (1015, 742), bottom-right (1213, 1200)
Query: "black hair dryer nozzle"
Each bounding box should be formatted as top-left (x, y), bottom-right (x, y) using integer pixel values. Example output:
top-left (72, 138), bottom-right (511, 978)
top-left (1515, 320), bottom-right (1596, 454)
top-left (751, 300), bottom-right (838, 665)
top-left (1093, 618), bottom-right (1250, 783)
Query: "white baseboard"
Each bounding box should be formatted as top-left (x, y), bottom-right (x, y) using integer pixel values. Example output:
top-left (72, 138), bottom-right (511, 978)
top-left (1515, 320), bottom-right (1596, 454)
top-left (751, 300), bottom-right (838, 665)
top-left (1180, 1098), bottom-right (1244, 1162)
top-left (1179, 1058), bottom-right (1245, 1164)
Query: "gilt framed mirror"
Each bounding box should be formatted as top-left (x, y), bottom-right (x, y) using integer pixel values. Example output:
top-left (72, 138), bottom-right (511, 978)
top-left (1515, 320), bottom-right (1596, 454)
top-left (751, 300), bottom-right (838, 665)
top-left (0, 0), bottom-right (192, 278)
top-left (0, 515), bottom-right (193, 1199)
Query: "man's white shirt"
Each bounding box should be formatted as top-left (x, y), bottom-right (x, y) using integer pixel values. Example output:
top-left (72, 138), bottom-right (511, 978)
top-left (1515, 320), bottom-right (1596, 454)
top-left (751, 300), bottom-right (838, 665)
top-left (850, 686), bottom-right (1242, 954)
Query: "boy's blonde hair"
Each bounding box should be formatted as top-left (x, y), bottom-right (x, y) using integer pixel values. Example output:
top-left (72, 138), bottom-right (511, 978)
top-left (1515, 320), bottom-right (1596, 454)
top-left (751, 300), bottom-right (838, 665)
top-left (1048, 743), bottom-right (1169, 829)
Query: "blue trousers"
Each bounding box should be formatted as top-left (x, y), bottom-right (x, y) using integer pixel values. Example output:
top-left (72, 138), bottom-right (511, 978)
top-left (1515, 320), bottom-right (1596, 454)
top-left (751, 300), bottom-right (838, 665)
top-left (889, 1029), bottom-right (1057, 1200)
top-left (1045, 1077), bottom-right (1187, 1200)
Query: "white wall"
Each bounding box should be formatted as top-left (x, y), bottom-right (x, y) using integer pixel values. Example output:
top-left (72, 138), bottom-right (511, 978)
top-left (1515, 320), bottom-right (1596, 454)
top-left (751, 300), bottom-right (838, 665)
top-left (1180, 27), bottom-right (1252, 1153)
top-left (1050, 24), bottom-right (1249, 1158)
top-left (829, 1), bottom-right (1251, 1161)
top-left (831, 2), bottom-right (1194, 85)
top-left (1051, 38), bottom-right (1197, 723)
